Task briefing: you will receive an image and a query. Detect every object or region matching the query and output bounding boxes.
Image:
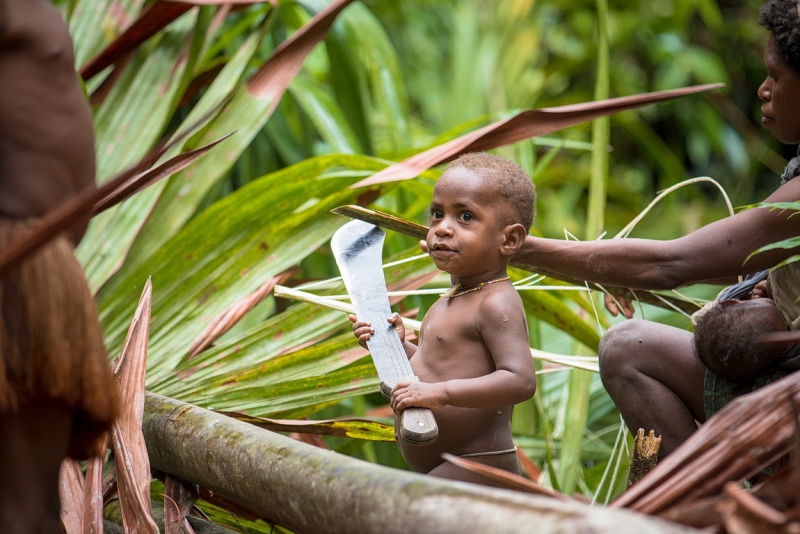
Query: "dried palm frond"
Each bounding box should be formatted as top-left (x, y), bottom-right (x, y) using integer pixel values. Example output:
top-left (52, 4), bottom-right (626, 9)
top-left (614, 371), bottom-right (800, 521)
top-left (111, 279), bottom-right (159, 533)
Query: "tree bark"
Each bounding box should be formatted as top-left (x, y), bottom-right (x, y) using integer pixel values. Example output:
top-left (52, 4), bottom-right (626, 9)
top-left (143, 393), bottom-right (697, 534)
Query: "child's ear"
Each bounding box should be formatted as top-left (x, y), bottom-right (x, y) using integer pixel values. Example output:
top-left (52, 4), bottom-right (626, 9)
top-left (500, 223), bottom-right (527, 256)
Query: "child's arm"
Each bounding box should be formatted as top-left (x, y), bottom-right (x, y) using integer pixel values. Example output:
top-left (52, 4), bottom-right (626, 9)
top-left (390, 293), bottom-right (535, 412)
top-left (348, 313), bottom-right (417, 359)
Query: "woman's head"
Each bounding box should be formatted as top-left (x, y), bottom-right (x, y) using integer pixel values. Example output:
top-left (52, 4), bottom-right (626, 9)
top-left (760, 0), bottom-right (800, 71)
top-left (758, 1), bottom-right (800, 144)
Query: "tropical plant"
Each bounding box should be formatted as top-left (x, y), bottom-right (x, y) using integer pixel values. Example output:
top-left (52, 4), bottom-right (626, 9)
top-left (43, 0), bottom-right (788, 531)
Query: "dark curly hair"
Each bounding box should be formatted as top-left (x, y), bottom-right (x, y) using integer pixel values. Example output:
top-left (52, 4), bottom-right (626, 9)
top-left (760, 0), bottom-right (800, 71)
top-left (447, 152), bottom-right (536, 233)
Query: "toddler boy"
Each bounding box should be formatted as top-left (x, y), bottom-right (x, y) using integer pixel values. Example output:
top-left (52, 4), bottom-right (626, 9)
top-left (351, 152), bottom-right (537, 484)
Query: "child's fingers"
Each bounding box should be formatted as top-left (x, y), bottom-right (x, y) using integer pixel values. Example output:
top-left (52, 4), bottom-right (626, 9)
top-left (349, 314), bottom-right (371, 328)
top-left (350, 314), bottom-right (374, 349)
top-left (390, 383), bottom-right (411, 412)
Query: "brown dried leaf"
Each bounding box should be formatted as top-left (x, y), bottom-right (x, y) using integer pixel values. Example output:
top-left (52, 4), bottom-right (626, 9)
top-left (79, 1), bottom-right (192, 79)
top-left (0, 120), bottom-right (223, 278)
top-left (111, 279), bottom-right (159, 534)
top-left (614, 372), bottom-right (800, 515)
top-left (352, 84), bottom-right (724, 188)
top-left (80, 0), bottom-right (271, 80)
top-left (216, 412), bottom-right (394, 441)
top-left (93, 133), bottom-right (233, 216)
top-left (516, 447), bottom-right (543, 482)
top-left (58, 459), bottom-right (85, 534)
top-left (186, 270), bottom-right (293, 360)
top-left (440, 453), bottom-right (570, 501)
top-left (82, 433), bottom-right (109, 534)
top-left (164, 475), bottom-right (199, 534)
top-left (246, 0), bottom-right (355, 100)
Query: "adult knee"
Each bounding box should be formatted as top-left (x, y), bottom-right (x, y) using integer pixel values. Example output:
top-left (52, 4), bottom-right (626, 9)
top-left (598, 319), bottom-right (651, 386)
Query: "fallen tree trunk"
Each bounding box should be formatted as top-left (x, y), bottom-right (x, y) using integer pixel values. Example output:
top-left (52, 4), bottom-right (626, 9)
top-left (143, 393), bottom-right (696, 534)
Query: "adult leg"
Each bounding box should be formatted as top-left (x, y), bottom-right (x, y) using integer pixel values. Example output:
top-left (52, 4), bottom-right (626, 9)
top-left (598, 319), bottom-right (706, 458)
top-left (0, 400), bottom-right (73, 534)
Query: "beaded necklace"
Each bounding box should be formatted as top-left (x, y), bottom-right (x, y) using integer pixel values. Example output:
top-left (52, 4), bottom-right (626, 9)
top-left (440, 273), bottom-right (510, 298)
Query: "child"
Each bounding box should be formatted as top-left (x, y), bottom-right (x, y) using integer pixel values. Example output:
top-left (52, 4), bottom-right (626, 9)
top-left (350, 152), bottom-right (537, 484)
top-left (1, 0), bottom-right (120, 530)
top-left (693, 276), bottom-right (789, 382)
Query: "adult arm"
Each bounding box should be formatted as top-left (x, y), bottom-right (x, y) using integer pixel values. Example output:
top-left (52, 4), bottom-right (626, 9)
top-left (515, 177), bottom-right (800, 291)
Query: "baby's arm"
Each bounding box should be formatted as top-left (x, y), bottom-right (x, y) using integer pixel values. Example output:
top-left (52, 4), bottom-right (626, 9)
top-left (391, 292), bottom-right (536, 412)
top-left (348, 313), bottom-right (417, 359)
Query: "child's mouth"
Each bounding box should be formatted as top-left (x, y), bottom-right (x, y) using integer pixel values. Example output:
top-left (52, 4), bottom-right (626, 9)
top-left (430, 244), bottom-right (457, 257)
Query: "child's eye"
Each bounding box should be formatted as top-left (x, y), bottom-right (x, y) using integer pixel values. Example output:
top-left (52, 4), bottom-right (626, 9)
top-left (430, 209), bottom-right (443, 220)
top-left (459, 212), bottom-right (474, 222)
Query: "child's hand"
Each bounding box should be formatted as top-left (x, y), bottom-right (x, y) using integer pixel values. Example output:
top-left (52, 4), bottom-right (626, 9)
top-left (349, 313), bottom-right (406, 350)
top-left (390, 381), bottom-right (447, 412)
top-left (348, 314), bottom-right (373, 349)
top-left (386, 312), bottom-right (406, 342)
top-left (751, 280), bottom-right (772, 299)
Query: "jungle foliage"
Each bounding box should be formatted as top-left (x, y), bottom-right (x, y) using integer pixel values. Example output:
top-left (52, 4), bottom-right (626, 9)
top-left (54, 0), bottom-right (789, 530)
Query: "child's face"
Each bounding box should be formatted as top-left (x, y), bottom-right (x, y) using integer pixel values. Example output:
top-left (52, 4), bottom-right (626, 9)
top-left (758, 35), bottom-right (800, 145)
top-left (719, 297), bottom-right (787, 332)
top-left (426, 167), bottom-right (511, 280)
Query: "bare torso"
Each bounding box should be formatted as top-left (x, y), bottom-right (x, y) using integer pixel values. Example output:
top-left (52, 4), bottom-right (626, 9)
top-left (0, 0), bottom-right (96, 242)
top-left (396, 285), bottom-right (525, 473)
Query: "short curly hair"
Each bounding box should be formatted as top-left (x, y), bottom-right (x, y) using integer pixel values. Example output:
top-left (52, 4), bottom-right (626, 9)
top-left (447, 152), bottom-right (536, 233)
top-left (693, 302), bottom-right (785, 382)
top-left (760, 0), bottom-right (800, 71)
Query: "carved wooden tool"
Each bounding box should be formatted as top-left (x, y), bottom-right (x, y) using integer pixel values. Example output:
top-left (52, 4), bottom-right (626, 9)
top-left (332, 220), bottom-right (438, 445)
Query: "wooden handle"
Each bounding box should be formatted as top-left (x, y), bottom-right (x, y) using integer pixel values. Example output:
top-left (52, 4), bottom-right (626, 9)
top-left (380, 377), bottom-right (438, 445)
top-left (399, 408), bottom-right (438, 445)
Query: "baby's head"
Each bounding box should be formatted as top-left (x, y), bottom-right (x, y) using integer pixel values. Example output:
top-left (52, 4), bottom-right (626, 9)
top-left (427, 153), bottom-right (535, 276)
top-left (693, 298), bottom-right (787, 382)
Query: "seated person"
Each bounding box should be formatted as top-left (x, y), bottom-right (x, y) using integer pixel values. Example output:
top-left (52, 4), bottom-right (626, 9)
top-left (350, 153), bottom-right (537, 485)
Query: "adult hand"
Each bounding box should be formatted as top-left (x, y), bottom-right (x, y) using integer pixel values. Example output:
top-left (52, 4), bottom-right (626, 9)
top-left (604, 292), bottom-right (635, 319)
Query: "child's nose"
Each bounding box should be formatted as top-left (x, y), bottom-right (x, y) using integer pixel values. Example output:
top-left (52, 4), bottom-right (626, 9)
top-left (435, 218), bottom-right (455, 236)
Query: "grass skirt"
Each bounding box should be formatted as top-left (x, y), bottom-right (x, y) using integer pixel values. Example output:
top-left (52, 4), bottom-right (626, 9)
top-left (0, 219), bottom-right (119, 458)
